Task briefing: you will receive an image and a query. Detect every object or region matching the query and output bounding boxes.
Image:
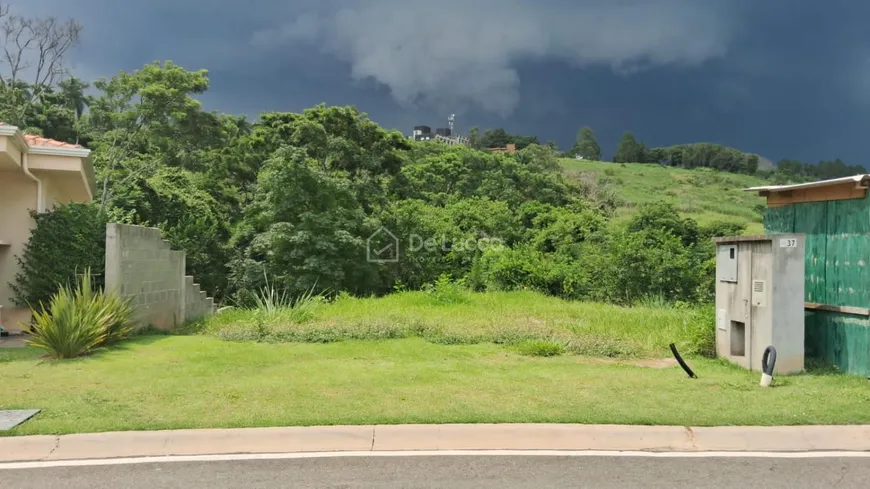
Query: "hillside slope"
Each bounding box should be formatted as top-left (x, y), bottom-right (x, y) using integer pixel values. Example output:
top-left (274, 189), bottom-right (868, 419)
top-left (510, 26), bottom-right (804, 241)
top-left (560, 160), bottom-right (768, 234)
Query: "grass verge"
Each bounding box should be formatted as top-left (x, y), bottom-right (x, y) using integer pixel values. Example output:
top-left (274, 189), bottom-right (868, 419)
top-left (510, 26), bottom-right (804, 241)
top-left (1, 335), bottom-right (868, 435)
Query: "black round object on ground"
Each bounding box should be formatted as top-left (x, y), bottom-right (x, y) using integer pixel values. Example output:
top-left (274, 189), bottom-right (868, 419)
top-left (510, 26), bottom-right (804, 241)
top-left (762, 346), bottom-right (777, 376)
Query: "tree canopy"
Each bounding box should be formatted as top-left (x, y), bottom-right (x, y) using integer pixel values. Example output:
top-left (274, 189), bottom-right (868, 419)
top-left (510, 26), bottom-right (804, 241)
top-left (569, 126), bottom-right (601, 160)
top-left (612, 132), bottom-right (644, 163)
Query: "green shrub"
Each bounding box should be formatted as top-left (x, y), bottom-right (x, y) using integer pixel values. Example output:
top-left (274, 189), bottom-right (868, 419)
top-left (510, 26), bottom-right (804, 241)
top-left (12, 203), bottom-right (107, 310)
top-left (602, 229), bottom-right (699, 304)
top-left (699, 220), bottom-right (747, 241)
top-left (422, 274), bottom-right (469, 305)
top-left (472, 246), bottom-right (561, 294)
top-left (27, 270), bottom-right (133, 359)
top-left (516, 339), bottom-right (566, 357)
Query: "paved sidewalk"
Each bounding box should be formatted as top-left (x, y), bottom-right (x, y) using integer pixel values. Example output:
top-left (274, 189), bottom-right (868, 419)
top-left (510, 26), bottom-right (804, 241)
top-left (2, 424), bottom-right (870, 462)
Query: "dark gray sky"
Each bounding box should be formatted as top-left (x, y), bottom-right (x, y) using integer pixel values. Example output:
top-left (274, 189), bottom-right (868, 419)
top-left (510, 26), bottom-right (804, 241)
top-left (16, 0), bottom-right (870, 162)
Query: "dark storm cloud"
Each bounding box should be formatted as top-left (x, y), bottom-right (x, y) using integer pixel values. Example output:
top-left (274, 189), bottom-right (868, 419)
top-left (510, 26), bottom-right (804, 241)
top-left (251, 0), bottom-right (735, 115)
top-left (11, 0), bottom-right (870, 161)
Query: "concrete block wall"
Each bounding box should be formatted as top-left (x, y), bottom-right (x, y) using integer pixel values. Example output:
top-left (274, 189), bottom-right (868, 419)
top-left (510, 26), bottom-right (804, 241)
top-left (184, 275), bottom-right (215, 322)
top-left (105, 223), bottom-right (215, 330)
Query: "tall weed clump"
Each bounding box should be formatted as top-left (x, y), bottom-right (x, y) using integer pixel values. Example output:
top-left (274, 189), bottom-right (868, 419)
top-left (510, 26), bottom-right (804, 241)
top-left (217, 274), bottom-right (325, 342)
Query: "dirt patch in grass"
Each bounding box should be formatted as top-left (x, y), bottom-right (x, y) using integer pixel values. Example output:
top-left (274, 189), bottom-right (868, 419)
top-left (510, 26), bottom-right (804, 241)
top-left (573, 357), bottom-right (678, 369)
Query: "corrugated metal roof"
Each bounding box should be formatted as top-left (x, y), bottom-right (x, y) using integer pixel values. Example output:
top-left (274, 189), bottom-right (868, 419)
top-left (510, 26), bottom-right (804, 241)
top-left (744, 174), bottom-right (870, 193)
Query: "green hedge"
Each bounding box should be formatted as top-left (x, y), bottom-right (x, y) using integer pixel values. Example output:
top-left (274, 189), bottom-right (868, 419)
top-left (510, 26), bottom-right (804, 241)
top-left (11, 203), bottom-right (107, 310)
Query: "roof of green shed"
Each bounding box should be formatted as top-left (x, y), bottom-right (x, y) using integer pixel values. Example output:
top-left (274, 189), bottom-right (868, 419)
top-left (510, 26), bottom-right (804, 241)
top-left (745, 174), bottom-right (870, 194)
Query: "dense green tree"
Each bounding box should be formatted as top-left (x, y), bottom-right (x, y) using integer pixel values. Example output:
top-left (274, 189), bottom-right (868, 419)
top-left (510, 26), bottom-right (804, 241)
top-left (645, 143), bottom-right (759, 174)
top-left (479, 127), bottom-right (540, 150)
top-left (391, 145), bottom-right (572, 208)
top-left (468, 126), bottom-right (481, 149)
top-left (612, 132), bottom-right (644, 163)
top-left (230, 147), bottom-right (382, 299)
top-left (569, 126), bottom-right (601, 160)
top-left (479, 128), bottom-right (511, 148)
top-left (627, 202), bottom-right (699, 247)
top-left (81, 62), bottom-right (235, 296)
top-left (772, 158), bottom-right (865, 182)
top-left (0, 81), bottom-right (85, 144)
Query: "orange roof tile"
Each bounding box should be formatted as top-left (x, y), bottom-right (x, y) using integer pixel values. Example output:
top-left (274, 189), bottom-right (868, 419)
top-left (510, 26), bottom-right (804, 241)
top-left (23, 134), bottom-right (83, 149)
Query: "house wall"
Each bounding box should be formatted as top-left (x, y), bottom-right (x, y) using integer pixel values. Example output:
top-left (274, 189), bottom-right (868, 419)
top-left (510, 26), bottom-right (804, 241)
top-left (42, 173), bottom-right (81, 208)
top-left (0, 172), bottom-right (38, 330)
top-left (763, 194), bottom-right (870, 375)
top-left (0, 137), bottom-right (22, 169)
top-left (105, 223), bottom-right (214, 330)
top-left (30, 154), bottom-right (90, 202)
top-left (0, 132), bottom-right (93, 331)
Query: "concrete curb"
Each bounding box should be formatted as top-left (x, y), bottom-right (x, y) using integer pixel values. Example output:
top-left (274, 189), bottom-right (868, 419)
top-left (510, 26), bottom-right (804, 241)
top-left (2, 424), bottom-right (870, 463)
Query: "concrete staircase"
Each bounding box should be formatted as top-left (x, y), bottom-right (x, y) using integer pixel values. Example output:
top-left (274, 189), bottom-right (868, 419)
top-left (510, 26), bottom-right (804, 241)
top-left (184, 275), bottom-right (216, 322)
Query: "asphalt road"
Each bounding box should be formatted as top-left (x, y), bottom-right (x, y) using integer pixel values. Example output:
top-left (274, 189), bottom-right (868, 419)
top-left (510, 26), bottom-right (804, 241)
top-left (2, 455), bottom-right (869, 488)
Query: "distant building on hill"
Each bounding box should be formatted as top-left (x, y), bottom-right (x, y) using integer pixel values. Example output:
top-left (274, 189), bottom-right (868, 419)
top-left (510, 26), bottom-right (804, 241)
top-left (412, 125), bottom-right (432, 141)
top-left (411, 114), bottom-right (470, 147)
top-left (490, 143), bottom-right (517, 153)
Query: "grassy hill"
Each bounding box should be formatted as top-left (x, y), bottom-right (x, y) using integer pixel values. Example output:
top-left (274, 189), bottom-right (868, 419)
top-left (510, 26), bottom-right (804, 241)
top-left (560, 159), bottom-right (768, 235)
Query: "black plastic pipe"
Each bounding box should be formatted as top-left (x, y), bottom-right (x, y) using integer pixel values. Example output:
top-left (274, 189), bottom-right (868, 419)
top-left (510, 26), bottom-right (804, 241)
top-left (669, 343), bottom-right (697, 378)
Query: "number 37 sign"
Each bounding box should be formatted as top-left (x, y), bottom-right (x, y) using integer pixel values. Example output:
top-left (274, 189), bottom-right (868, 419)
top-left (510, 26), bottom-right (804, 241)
top-left (779, 238), bottom-right (797, 248)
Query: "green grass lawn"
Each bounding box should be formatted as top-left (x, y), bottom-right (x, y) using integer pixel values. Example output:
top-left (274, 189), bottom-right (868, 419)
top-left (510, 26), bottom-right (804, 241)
top-left (2, 335), bottom-right (869, 436)
top-left (4, 291), bottom-right (866, 435)
top-left (560, 160), bottom-right (768, 234)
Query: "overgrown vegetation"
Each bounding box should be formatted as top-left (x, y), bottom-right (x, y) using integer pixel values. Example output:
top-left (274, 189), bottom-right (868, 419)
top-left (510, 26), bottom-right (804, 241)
top-left (10, 68), bottom-right (744, 311)
top-left (199, 290), bottom-right (715, 359)
top-left (515, 339), bottom-right (566, 357)
top-left (26, 270), bottom-right (133, 359)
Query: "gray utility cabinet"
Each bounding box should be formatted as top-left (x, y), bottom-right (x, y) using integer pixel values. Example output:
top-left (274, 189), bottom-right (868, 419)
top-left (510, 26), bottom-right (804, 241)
top-left (713, 234), bottom-right (805, 374)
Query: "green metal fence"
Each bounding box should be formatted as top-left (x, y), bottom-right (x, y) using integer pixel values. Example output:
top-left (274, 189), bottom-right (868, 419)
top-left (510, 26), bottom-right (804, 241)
top-left (764, 197), bottom-right (870, 376)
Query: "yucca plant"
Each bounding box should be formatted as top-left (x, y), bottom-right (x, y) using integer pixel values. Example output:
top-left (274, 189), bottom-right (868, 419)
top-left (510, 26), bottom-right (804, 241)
top-left (27, 269), bottom-right (133, 359)
top-left (251, 272), bottom-right (323, 325)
